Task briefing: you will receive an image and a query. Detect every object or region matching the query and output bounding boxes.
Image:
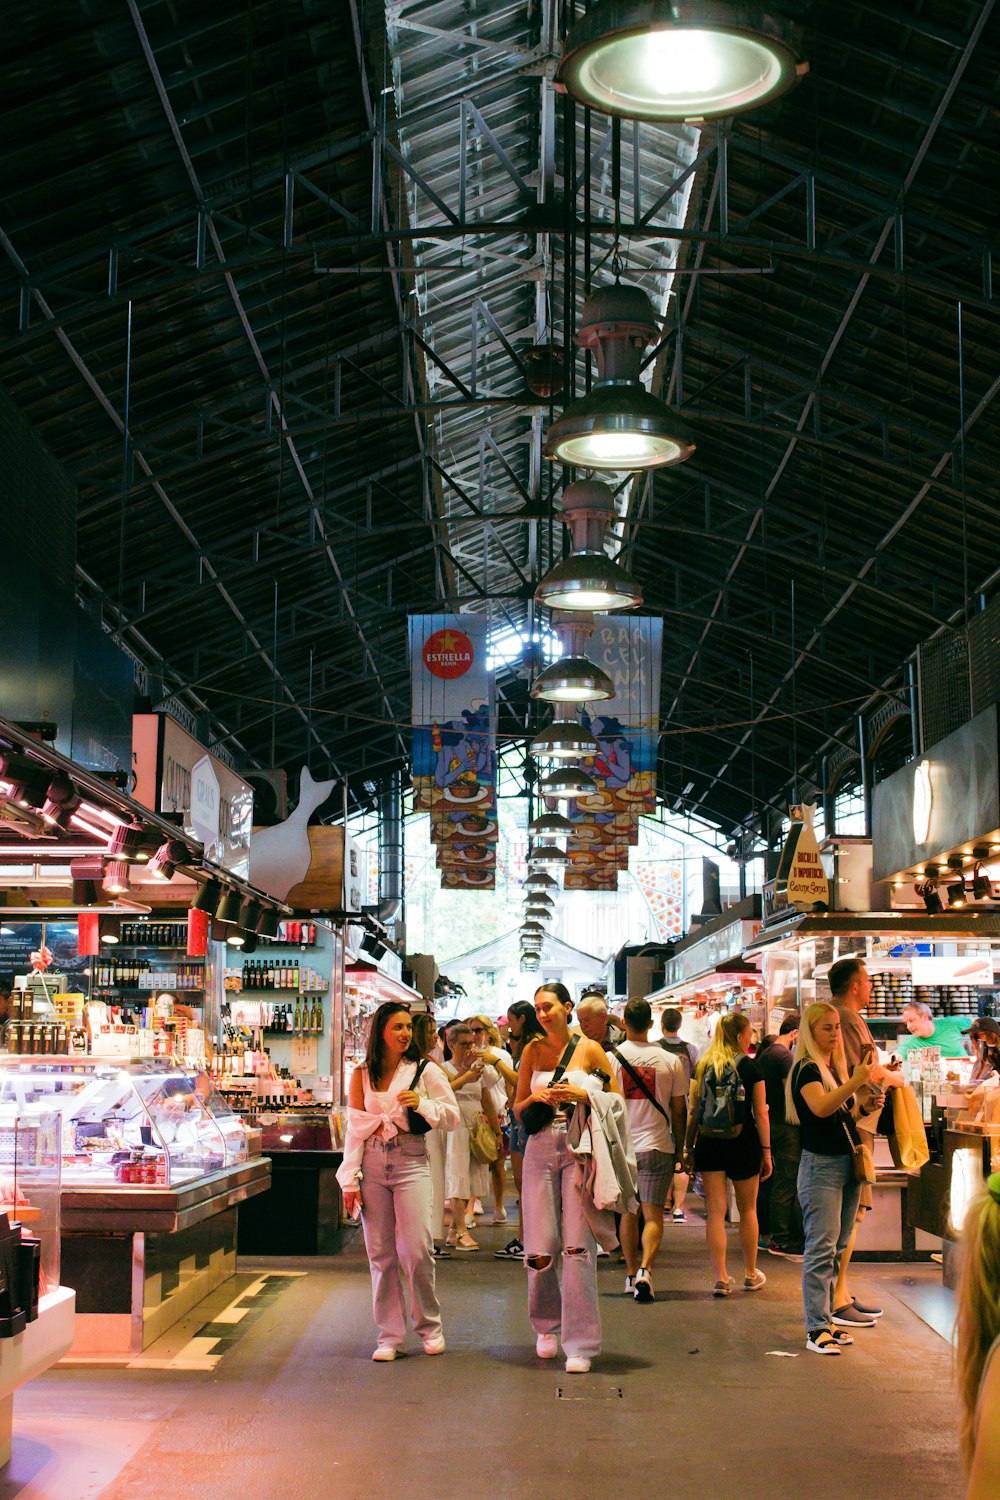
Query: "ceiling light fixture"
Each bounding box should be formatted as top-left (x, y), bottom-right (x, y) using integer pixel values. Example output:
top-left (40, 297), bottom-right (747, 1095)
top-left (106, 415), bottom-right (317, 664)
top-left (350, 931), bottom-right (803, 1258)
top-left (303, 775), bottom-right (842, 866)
top-left (40, 773), bottom-right (81, 829)
top-left (972, 865), bottom-right (993, 901)
top-left (102, 860), bottom-right (131, 896)
top-left (536, 484), bottom-right (643, 616)
top-left (528, 811), bottom-right (574, 837)
top-left (98, 915), bottom-right (122, 946)
top-left (147, 839), bottom-right (188, 882)
top-left (557, 0), bottom-right (807, 123)
top-left (529, 842), bottom-right (571, 866)
top-left (538, 767), bottom-right (598, 801)
top-left (914, 880), bottom-right (942, 915)
top-left (191, 878), bottom-right (221, 913)
top-left (215, 887), bottom-right (242, 925)
top-left (108, 820), bottom-right (146, 861)
top-left (525, 871), bottom-right (559, 891)
top-left (255, 907), bottom-right (281, 939)
top-left (947, 877), bottom-right (967, 909)
top-left (530, 718), bottom-right (600, 761)
top-left (544, 287), bottom-right (693, 471)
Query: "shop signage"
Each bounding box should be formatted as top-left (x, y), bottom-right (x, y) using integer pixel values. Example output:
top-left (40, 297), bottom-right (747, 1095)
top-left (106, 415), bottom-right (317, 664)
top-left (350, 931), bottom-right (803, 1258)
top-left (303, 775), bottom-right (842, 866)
top-left (133, 714), bottom-right (254, 879)
top-left (872, 703), bottom-right (999, 882)
top-left (662, 918), bottom-right (762, 989)
top-left (775, 805), bottom-right (830, 909)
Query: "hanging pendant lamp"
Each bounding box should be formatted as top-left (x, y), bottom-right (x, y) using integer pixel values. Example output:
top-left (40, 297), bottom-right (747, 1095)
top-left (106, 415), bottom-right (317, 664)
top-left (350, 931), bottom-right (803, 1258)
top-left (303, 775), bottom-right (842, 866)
top-left (556, 0), bottom-right (807, 123)
top-left (530, 718), bottom-right (599, 760)
top-left (526, 870), bottom-right (559, 890)
top-left (530, 842), bottom-right (571, 866)
top-left (532, 609), bottom-right (615, 701)
top-left (524, 891), bottom-right (555, 908)
top-left (544, 285), bottom-right (693, 471)
top-left (536, 481), bottom-right (643, 615)
top-left (538, 766), bottom-right (598, 801)
top-left (529, 811), bottom-right (574, 837)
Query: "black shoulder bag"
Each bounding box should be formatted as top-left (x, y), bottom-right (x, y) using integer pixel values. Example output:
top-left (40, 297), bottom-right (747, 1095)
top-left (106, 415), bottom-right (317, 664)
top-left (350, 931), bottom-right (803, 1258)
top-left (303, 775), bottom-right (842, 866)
top-left (406, 1059), bottom-right (432, 1135)
top-left (611, 1048), bottom-right (671, 1122)
top-left (520, 1039), bottom-right (578, 1137)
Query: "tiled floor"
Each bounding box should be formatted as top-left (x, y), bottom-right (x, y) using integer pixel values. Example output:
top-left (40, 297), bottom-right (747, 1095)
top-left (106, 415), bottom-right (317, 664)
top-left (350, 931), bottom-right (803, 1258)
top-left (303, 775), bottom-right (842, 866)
top-left (1, 1211), bottom-right (964, 1500)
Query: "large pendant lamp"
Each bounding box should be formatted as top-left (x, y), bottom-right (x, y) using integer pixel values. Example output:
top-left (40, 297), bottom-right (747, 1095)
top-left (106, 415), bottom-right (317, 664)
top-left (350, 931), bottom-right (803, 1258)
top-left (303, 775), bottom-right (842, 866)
top-left (544, 285), bottom-right (693, 472)
top-left (524, 890), bottom-right (555, 909)
top-left (536, 483), bottom-right (643, 614)
top-left (526, 870), bottom-right (559, 890)
top-left (556, 1), bottom-right (807, 123)
top-left (528, 810), bottom-right (574, 837)
top-left (530, 842), bottom-right (571, 866)
top-left (530, 716), bottom-right (599, 761)
top-left (532, 610), bottom-right (615, 702)
top-left (538, 766), bottom-right (598, 801)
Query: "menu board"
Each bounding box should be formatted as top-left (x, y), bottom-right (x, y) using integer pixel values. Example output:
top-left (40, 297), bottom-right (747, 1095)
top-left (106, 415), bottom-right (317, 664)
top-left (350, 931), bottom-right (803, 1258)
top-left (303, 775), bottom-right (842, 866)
top-left (0, 922), bottom-right (90, 987)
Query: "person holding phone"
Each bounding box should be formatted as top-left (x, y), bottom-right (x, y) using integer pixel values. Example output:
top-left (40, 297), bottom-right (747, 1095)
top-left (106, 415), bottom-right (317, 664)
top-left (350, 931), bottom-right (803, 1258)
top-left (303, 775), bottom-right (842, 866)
top-left (336, 1002), bottom-right (459, 1361)
top-left (786, 1002), bottom-right (874, 1355)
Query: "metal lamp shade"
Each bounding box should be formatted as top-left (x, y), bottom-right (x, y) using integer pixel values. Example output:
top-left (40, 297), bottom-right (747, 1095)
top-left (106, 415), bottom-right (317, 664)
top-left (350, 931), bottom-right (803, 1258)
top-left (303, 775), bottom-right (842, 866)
top-left (538, 767), bottom-right (598, 800)
top-left (525, 870), bottom-right (559, 890)
top-left (530, 719), bottom-right (599, 760)
top-left (528, 811), bottom-right (574, 836)
top-left (531, 653), bottom-right (615, 701)
top-left (557, 0), bottom-right (805, 123)
top-left (543, 383), bottom-right (693, 470)
top-left (529, 842), bottom-right (571, 866)
top-left (535, 552), bottom-right (643, 613)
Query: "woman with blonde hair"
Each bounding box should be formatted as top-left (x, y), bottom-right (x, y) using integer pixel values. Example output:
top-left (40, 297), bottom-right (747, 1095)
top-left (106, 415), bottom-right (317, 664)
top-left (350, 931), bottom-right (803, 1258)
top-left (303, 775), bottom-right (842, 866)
top-left (786, 1001), bottom-right (873, 1356)
top-left (470, 1013), bottom-right (517, 1224)
top-left (409, 1011), bottom-right (452, 1259)
top-left (682, 1010), bottom-right (771, 1297)
top-left (441, 1020), bottom-right (502, 1250)
top-left (957, 1175), bottom-right (1000, 1495)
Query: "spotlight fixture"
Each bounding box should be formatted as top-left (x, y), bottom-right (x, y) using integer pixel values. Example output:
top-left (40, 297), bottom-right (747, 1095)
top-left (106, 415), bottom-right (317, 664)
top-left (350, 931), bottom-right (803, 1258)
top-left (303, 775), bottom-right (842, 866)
top-left (947, 877), bottom-right (967, 909)
top-left (226, 929), bottom-right (246, 948)
top-left (556, 0), bottom-right (807, 123)
top-left (538, 767), bottom-right (598, 801)
top-left (361, 932), bottom-right (388, 961)
top-left (543, 289), bottom-right (694, 471)
top-left (255, 907), bottom-right (281, 939)
top-left (102, 860), bottom-right (130, 896)
top-left (147, 839), bottom-right (188, 882)
top-left (191, 878), bottom-right (221, 913)
top-left (529, 842), bottom-right (570, 866)
top-left (525, 871), bottom-right (559, 890)
top-left (238, 898), bottom-right (262, 933)
top-left (973, 865), bottom-right (993, 901)
top-left (108, 820), bottom-right (146, 861)
top-left (40, 773), bottom-right (81, 829)
top-left (914, 880), bottom-right (942, 915)
top-left (215, 887), bottom-right (242, 925)
top-left (529, 811), bottom-right (574, 837)
top-left (530, 719), bottom-right (599, 760)
top-left (98, 915), bottom-right (122, 946)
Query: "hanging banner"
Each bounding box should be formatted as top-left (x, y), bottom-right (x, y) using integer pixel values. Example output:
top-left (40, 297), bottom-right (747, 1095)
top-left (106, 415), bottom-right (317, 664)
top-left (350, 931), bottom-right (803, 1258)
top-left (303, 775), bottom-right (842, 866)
top-left (776, 804), bottom-right (830, 909)
top-left (409, 615), bottom-right (498, 889)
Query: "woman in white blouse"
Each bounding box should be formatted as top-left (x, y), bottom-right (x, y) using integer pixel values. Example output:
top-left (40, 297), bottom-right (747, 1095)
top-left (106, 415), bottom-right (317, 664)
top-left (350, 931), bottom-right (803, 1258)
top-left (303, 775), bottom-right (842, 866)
top-left (442, 1020), bottom-right (502, 1250)
top-left (337, 1003), bottom-right (459, 1360)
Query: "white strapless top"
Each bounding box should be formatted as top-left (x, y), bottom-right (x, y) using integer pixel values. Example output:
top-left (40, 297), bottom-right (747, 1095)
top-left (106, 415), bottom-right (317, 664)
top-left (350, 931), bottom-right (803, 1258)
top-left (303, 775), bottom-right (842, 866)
top-left (529, 1067), bottom-right (602, 1097)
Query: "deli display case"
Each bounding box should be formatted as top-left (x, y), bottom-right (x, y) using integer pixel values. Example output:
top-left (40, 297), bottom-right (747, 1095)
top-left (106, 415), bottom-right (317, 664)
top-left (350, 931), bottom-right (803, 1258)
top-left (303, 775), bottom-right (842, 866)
top-left (0, 1057), bottom-right (270, 1360)
top-left (235, 1108), bottom-right (344, 1255)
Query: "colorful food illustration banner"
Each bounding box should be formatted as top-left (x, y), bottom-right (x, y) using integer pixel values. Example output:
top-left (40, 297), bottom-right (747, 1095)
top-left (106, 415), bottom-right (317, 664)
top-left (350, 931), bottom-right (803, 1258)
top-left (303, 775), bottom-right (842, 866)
top-left (409, 614), bottom-right (497, 889)
top-left (559, 616), bottom-right (662, 890)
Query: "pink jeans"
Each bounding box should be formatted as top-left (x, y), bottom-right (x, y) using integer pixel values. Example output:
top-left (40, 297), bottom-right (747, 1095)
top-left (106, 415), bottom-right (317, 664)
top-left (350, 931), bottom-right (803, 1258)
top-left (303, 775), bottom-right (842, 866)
top-left (361, 1134), bottom-right (441, 1349)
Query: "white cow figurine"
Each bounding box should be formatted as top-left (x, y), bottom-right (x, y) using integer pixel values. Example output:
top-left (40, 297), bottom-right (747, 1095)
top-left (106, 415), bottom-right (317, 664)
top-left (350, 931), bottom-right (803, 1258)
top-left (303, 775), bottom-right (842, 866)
top-left (249, 765), bottom-right (336, 901)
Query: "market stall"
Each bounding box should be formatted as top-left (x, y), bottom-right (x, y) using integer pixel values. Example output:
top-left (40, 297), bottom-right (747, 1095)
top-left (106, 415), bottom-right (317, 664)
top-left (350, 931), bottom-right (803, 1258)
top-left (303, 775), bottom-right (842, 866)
top-left (644, 898), bottom-right (764, 1051)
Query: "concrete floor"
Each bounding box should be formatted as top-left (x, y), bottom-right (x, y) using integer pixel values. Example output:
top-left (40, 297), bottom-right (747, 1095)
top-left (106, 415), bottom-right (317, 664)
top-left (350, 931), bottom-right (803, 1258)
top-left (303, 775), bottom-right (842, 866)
top-left (1, 1211), bottom-right (963, 1500)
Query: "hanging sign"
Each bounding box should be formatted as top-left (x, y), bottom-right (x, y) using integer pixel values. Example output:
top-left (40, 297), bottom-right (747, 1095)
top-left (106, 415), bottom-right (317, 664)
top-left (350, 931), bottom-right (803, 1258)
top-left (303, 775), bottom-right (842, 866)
top-left (133, 714), bottom-right (254, 878)
top-left (776, 804), bottom-right (830, 909)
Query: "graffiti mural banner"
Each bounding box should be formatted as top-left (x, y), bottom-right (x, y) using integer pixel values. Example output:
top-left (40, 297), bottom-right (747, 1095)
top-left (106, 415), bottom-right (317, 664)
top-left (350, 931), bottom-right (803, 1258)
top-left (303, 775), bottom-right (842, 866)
top-left (409, 614), bottom-right (497, 889)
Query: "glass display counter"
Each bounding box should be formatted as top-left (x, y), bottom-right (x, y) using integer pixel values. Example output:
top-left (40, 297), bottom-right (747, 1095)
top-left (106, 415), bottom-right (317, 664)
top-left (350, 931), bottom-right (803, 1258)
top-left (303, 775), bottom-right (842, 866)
top-left (0, 1058), bottom-right (270, 1361)
top-left (235, 1107), bottom-right (344, 1257)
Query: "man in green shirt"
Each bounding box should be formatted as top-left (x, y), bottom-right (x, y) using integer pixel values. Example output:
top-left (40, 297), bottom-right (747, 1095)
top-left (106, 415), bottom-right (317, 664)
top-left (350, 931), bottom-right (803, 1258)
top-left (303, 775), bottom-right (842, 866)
top-left (896, 1001), bottom-right (970, 1059)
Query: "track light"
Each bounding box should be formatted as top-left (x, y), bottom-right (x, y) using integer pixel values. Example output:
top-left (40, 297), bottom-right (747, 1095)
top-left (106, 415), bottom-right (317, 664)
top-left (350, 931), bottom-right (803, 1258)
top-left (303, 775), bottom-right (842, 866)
top-left (147, 839), bottom-right (188, 882)
top-left (915, 880), bottom-right (942, 915)
top-left (544, 289), bottom-right (693, 471)
top-left (102, 860), bottom-right (130, 896)
top-left (538, 767), bottom-right (598, 801)
top-left (556, 0), bottom-right (807, 123)
top-left (108, 820), bottom-right (145, 860)
top-left (973, 865), bottom-right (993, 901)
top-left (215, 887), bottom-right (242, 925)
top-left (226, 929), bottom-right (246, 948)
top-left (238, 898), bottom-right (261, 932)
top-left (947, 877), bottom-right (967, 909)
top-left (191, 878), bottom-right (221, 913)
top-left (40, 773), bottom-right (81, 829)
top-left (98, 915), bottom-right (122, 946)
top-left (255, 907), bottom-right (281, 939)
top-left (530, 720), bottom-right (599, 760)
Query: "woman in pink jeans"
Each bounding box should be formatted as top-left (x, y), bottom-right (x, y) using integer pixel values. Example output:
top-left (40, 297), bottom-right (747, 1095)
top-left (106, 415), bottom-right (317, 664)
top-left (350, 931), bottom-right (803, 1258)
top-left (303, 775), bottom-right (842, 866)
top-left (338, 1003), bottom-right (459, 1360)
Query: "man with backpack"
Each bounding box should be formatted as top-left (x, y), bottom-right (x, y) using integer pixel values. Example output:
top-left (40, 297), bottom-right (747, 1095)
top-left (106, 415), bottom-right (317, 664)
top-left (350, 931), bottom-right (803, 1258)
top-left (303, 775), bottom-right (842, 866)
top-left (608, 998), bottom-right (688, 1303)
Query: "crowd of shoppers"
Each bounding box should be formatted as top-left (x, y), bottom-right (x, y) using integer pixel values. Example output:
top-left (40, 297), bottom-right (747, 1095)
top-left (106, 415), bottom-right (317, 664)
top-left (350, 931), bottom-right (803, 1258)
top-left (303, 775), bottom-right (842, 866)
top-left (337, 958), bottom-right (964, 1385)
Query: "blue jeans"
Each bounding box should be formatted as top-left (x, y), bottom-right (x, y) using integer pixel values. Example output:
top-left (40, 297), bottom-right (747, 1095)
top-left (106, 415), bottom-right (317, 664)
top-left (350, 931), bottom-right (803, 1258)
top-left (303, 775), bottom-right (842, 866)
top-left (797, 1150), bottom-right (862, 1334)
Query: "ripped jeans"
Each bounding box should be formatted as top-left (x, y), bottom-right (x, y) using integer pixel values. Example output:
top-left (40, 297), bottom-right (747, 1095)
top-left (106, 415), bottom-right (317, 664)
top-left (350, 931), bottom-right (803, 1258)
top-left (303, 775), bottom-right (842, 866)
top-left (521, 1120), bottom-right (600, 1360)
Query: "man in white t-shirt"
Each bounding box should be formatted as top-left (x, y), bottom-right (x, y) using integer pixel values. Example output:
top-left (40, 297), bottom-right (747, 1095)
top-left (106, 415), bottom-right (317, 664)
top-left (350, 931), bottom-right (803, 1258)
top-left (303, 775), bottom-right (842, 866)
top-left (608, 997), bottom-right (687, 1304)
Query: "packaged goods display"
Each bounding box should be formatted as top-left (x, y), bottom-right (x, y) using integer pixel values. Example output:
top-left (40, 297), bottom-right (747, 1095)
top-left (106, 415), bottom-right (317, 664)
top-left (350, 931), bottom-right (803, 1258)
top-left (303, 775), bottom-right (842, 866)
top-left (866, 969), bottom-right (992, 1018)
top-left (118, 922), bottom-right (190, 947)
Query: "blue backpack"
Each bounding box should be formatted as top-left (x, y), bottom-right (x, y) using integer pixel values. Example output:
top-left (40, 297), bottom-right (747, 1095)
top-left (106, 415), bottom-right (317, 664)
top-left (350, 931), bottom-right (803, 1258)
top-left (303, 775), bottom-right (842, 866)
top-left (697, 1062), bottom-right (747, 1139)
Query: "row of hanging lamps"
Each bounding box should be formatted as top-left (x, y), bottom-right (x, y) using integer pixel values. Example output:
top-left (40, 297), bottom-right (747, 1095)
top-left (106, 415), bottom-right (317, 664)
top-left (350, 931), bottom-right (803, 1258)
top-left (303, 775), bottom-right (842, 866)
top-left (556, 1), bottom-right (807, 124)
top-left (543, 284), bottom-right (693, 472)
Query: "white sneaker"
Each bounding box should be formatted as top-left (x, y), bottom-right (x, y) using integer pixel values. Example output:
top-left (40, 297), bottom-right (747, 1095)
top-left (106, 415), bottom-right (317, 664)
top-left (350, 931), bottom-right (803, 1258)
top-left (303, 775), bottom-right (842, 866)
top-left (744, 1269), bottom-right (767, 1292)
top-left (536, 1333), bottom-right (559, 1359)
top-left (564, 1356), bottom-right (591, 1374)
top-left (624, 1274), bottom-right (635, 1295)
top-left (421, 1336), bottom-right (446, 1355)
top-left (371, 1346), bottom-right (398, 1362)
top-left (633, 1269), bottom-right (654, 1302)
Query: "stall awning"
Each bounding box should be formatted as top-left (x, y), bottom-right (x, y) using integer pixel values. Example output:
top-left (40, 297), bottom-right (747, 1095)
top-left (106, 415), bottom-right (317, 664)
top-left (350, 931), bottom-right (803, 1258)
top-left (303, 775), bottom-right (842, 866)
top-left (746, 910), bottom-right (1000, 956)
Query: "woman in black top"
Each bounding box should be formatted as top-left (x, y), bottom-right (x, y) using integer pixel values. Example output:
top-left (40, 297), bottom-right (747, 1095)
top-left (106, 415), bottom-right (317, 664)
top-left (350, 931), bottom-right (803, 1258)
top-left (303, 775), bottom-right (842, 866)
top-left (682, 1012), bottom-right (771, 1297)
top-left (786, 1002), bottom-right (873, 1356)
